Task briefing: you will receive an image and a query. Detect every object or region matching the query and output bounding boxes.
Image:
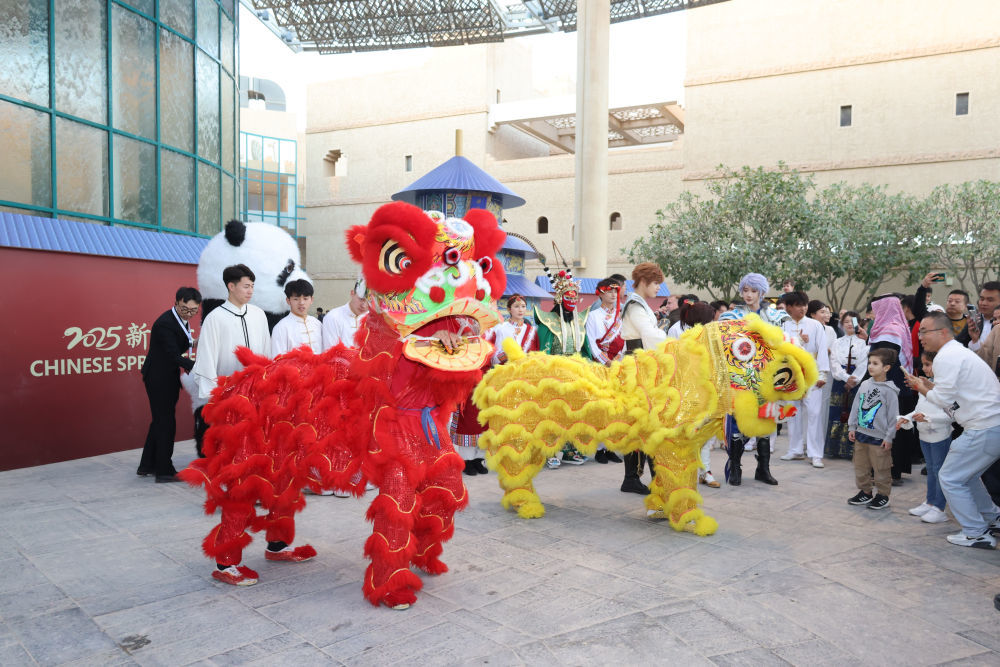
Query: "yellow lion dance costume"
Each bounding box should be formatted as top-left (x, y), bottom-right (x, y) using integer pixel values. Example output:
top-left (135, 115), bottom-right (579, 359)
top-left (473, 315), bottom-right (818, 535)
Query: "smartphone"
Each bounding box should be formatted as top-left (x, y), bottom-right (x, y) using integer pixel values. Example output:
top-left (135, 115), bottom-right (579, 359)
top-left (931, 272), bottom-right (946, 283)
top-left (851, 316), bottom-right (858, 329)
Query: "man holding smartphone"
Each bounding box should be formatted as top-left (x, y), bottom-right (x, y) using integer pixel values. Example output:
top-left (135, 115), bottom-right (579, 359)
top-left (906, 312), bottom-right (1000, 549)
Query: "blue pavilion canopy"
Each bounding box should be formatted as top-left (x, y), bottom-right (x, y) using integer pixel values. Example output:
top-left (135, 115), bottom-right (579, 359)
top-left (392, 156), bottom-right (525, 209)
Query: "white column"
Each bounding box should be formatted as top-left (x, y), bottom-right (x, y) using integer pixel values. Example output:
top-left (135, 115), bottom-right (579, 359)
top-left (573, 0), bottom-right (610, 279)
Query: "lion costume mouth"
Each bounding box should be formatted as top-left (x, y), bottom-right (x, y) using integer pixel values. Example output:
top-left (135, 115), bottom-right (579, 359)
top-left (401, 312), bottom-right (492, 371)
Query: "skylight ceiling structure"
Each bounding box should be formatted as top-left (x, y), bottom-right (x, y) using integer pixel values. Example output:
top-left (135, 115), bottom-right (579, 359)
top-left (248, 0), bottom-right (730, 54)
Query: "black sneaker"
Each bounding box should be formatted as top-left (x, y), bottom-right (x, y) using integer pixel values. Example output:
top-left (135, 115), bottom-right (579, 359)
top-left (848, 491), bottom-right (873, 505)
top-left (868, 494), bottom-right (890, 510)
top-left (605, 451), bottom-right (623, 463)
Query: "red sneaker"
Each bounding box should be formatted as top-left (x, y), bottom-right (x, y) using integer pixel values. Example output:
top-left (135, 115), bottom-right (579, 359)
top-left (212, 565), bottom-right (258, 586)
top-left (264, 544), bottom-right (317, 562)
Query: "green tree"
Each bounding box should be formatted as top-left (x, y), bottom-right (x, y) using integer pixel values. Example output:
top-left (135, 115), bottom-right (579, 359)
top-left (922, 180), bottom-right (1000, 291)
top-left (627, 164), bottom-right (816, 300)
top-left (796, 182), bottom-right (930, 312)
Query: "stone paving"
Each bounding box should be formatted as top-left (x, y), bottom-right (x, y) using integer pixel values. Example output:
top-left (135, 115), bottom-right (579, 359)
top-left (1, 435), bottom-right (998, 666)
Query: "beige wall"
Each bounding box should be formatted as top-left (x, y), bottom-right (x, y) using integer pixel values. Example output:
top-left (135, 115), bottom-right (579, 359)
top-left (298, 0), bottom-right (999, 309)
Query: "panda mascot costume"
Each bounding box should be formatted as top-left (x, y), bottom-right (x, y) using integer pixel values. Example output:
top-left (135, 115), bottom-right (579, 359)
top-left (197, 219), bottom-right (311, 330)
top-left (182, 219), bottom-right (312, 455)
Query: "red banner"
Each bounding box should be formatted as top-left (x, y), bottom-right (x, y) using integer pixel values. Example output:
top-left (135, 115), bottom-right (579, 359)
top-left (1, 248), bottom-right (198, 471)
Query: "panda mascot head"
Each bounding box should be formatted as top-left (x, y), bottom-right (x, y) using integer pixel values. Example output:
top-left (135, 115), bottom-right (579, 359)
top-left (197, 220), bottom-right (311, 331)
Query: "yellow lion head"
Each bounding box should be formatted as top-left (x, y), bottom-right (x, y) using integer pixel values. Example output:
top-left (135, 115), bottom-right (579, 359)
top-left (703, 315), bottom-right (818, 437)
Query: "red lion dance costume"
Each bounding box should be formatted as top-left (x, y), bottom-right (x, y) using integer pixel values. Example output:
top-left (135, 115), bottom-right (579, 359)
top-left (180, 202), bottom-right (506, 609)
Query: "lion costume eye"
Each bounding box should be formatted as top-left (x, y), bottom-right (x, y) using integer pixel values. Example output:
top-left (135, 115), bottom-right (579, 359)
top-left (379, 240), bottom-right (411, 275)
top-left (444, 247), bottom-right (462, 266)
top-left (731, 336), bottom-right (757, 362)
top-left (478, 256), bottom-right (493, 273)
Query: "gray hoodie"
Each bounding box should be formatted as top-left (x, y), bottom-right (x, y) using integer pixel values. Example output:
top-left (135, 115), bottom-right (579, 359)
top-left (848, 378), bottom-right (901, 443)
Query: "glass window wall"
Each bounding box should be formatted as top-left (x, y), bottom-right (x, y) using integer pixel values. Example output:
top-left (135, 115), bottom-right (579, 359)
top-left (0, 0), bottom-right (238, 238)
top-left (240, 131), bottom-right (301, 235)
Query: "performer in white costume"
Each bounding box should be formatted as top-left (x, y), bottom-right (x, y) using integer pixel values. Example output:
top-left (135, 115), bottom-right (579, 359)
top-left (192, 263), bottom-right (271, 402)
top-left (321, 278), bottom-right (368, 350)
top-left (271, 280), bottom-right (322, 355)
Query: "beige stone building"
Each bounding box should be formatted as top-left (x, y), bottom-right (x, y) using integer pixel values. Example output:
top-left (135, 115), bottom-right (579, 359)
top-left (297, 0), bottom-right (1000, 309)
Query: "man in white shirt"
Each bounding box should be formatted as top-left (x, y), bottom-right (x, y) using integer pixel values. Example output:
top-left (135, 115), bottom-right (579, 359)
top-left (322, 278), bottom-right (368, 350)
top-left (779, 291), bottom-right (830, 468)
top-left (192, 264), bottom-right (271, 402)
top-left (271, 279), bottom-right (322, 355)
top-left (908, 312), bottom-right (1000, 549)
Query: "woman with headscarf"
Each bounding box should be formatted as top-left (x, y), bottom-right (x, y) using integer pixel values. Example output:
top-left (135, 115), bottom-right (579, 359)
top-left (867, 294), bottom-right (917, 485)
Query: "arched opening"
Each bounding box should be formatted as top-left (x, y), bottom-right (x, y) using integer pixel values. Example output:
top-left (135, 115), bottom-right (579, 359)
top-left (537, 216), bottom-right (548, 234)
top-left (609, 211), bottom-right (622, 230)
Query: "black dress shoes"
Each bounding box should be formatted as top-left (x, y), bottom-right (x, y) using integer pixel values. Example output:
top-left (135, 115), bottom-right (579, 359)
top-left (155, 474), bottom-right (181, 483)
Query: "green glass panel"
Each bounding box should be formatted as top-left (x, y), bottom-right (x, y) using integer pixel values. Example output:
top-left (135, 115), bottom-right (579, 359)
top-left (221, 11), bottom-right (234, 74)
top-left (161, 149), bottom-right (194, 232)
top-left (54, 1), bottom-right (106, 124)
top-left (113, 135), bottom-right (156, 225)
top-left (198, 162), bottom-right (220, 236)
top-left (123, 0), bottom-right (154, 16)
top-left (196, 51), bottom-right (219, 162)
top-left (55, 118), bottom-right (108, 216)
top-left (262, 137), bottom-right (279, 171)
top-left (221, 73), bottom-right (234, 174)
top-left (112, 6), bottom-right (156, 140)
top-left (0, 0), bottom-right (49, 106)
top-left (0, 99), bottom-right (51, 207)
top-left (161, 0), bottom-right (194, 37)
top-left (159, 28), bottom-right (194, 152)
top-left (196, 0), bottom-right (219, 58)
top-left (279, 140), bottom-right (296, 174)
top-left (222, 173), bottom-right (235, 225)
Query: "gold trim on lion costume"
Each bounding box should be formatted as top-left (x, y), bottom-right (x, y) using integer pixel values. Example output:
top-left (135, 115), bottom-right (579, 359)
top-left (473, 315), bottom-right (818, 535)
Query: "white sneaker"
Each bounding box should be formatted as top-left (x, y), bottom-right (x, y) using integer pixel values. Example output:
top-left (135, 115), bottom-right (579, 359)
top-left (331, 489), bottom-right (351, 498)
top-left (318, 489), bottom-right (335, 496)
top-left (921, 507), bottom-right (949, 523)
top-left (365, 481), bottom-right (377, 491)
top-left (909, 502), bottom-right (933, 517)
top-left (780, 453), bottom-right (805, 461)
top-left (546, 457), bottom-right (561, 469)
top-left (946, 531), bottom-right (996, 549)
top-left (811, 458), bottom-right (824, 468)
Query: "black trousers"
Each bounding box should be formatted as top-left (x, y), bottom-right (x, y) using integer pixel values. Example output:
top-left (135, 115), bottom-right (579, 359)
top-left (138, 376), bottom-right (180, 476)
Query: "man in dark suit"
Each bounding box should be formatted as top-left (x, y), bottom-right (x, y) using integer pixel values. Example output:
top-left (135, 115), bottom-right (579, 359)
top-left (137, 287), bottom-right (202, 482)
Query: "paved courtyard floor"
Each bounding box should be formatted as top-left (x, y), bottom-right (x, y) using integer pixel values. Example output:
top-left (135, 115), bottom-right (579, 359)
top-left (1, 435), bottom-right (998, 666)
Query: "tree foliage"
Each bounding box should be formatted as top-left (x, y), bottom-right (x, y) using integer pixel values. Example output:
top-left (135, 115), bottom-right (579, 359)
top-left (628, 164), bottom-right (816, 300)
top-left (629, 165), bottom-right (995, 310)
top-left (797, 183), bottom-right (927, 311)
top-left (922, 180), bottom-right (1000, 292)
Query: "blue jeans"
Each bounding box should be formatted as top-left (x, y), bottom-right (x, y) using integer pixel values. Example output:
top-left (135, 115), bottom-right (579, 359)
top-left (919, 437), bottom-right (951, 510)
top-left (938, 424), bottom-right (1000, 536)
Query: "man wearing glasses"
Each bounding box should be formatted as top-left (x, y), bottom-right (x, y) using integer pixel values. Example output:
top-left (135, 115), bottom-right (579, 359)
top-left (138, 287), bottom-right (202, 483)
top-left (907, 312), bottom-right (1000, 549)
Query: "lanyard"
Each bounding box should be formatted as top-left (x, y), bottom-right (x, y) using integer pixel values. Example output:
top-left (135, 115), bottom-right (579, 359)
top-left (172, 307), bottom-right (193, 351)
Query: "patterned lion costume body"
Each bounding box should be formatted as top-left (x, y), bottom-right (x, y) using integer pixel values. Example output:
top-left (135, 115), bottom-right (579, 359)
top-left (473, 315), bottom-right (818, 534)
top-left (180, 201), bottom-right (506, 608)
